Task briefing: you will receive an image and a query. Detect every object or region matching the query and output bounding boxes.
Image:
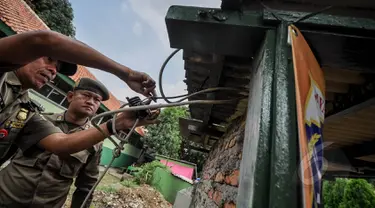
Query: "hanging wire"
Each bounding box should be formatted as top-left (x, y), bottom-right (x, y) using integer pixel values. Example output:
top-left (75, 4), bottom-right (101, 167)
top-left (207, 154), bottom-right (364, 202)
top-left (257, 0), bottom-right (333, 25)
top-left (80, 119), bottom-right (139, 208)
top-left (79, 46), bottom-right (248, 207)
top-left (80, 3), bottom-right (336, 206)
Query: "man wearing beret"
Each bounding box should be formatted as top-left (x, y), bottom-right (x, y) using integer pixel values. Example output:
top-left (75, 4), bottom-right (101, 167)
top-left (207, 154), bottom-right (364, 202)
top-left (0, 78), bottom-right (123, 207)
top-left (0, 30), bottom-right (159, 165)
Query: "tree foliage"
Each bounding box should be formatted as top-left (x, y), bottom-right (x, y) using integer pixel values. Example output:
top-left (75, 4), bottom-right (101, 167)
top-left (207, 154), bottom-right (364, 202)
top-left (324, 178), bottom-right (347, 208)
top-left (144, 107), bottom-right (189, 159)
top-left (25, 0), bottom-right (76, 37)
top-left (340, 179), bottom-right (375, 208)
top-left (324, 178), bottom-right (375, 208)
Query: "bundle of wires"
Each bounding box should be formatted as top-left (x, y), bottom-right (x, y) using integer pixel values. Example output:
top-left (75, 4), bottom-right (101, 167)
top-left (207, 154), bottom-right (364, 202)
top-left (80, 49), bottom-right (248, 208)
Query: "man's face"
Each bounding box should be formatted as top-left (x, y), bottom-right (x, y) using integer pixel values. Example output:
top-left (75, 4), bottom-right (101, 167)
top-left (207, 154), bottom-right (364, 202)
top-left (16, 57), bottom-right (58, 90)
top-left (67, 90), bottom-right (102, 117)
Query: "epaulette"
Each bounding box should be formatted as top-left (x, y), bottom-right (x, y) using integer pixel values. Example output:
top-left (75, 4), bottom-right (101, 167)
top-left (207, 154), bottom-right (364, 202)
top-left (28, 99), bottom-right (45, 112)
top-left (40, 112), bottom-right (55, 116)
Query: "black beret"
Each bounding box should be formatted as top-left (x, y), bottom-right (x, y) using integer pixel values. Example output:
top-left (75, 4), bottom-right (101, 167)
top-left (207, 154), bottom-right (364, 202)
top-left (73, 78), bottom-right (110, 101)
top-left (57, 61), bottom-right (77, 76)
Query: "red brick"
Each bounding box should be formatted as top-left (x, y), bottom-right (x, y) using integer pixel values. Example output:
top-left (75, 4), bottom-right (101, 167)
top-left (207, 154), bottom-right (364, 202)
top-left (229, 137), bottom-right (236, 148)
top-left (214, 172), bottom-right (225, 183)
top-left (224, 201), bottom-right (236, 208)
top-left (212, 191), bottom-right (222, 205)
top-left (225, 169), bottom-right (240, 186)
top-left (208, 190), bottom-right (214, 199)
top-left (203, 173), bottom-right (210, 180)
top-left (224, 142), bottom-right (230, 150)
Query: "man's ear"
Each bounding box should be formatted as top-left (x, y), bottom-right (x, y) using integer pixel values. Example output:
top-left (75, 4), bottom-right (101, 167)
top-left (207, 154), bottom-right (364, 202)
top-left (66, 91), bottom-right (74, 103)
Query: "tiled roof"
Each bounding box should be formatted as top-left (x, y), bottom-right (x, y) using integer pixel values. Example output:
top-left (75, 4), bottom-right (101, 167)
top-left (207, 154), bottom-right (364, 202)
top-left (0, 0), bottom-right (121, 110)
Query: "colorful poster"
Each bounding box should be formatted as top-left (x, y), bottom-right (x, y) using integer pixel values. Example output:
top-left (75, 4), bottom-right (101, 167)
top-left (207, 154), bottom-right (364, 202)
top-left (289, 24), bottom-right (325, 208)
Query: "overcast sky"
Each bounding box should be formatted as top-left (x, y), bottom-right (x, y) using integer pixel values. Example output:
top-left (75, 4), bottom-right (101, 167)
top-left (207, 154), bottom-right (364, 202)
top-left (70, 0), bottom-right (220, 102)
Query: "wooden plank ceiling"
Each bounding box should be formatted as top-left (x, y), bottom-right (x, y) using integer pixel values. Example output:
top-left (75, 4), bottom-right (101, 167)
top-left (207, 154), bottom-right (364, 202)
top-left (323, 67), bottom-right (374, 149)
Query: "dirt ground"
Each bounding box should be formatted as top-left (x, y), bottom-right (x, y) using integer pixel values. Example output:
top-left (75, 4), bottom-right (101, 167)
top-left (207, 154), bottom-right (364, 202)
top-left (64, 172), bottom-right (172, 208)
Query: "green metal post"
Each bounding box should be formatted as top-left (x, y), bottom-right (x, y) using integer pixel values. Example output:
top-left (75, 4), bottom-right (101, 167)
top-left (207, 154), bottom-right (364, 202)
top-left (269, 21), bottom-right (298, 208)
top-left (236, 29), bottom-right (276, 208)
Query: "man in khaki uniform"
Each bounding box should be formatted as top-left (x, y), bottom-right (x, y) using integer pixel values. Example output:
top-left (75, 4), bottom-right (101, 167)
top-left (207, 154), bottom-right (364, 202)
top-left (0, 30), bottom-right (159, 165)
top-left (0, 78), bottom-right (114, 207)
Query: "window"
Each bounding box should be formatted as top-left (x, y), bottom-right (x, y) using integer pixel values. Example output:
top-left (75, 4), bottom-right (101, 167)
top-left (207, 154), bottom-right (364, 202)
top-left (39, 84), bottom-right (53, 97)
top-left (61, 98), bottom-right (69, 109)
top-left (48, 90), bottom-right (65, 104)
top-left (37, 83), bottom-right (67, 106)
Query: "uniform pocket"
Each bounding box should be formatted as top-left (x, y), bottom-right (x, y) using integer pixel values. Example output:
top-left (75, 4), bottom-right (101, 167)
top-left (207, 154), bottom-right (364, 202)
top-left (59, 150), bottom-right (90, 178)
top-left (11, 151), bottom-right (38, 167)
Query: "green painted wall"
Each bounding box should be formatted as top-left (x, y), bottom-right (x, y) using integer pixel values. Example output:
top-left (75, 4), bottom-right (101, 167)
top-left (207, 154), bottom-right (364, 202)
top-left (100, 146), bottom-right (139, 168)
top-left (151, 167), bottom-right (192, 204)
top-left (0, 20), bottom-right (16, 36)
top-left (102, 137), bottom-right (141, 157)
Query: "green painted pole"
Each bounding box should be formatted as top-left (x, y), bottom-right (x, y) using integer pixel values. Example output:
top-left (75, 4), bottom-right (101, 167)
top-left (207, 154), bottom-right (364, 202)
top-left (268, 21), bottom-right (299, 208)
top-left (236, 29), bottom-right (276, 208)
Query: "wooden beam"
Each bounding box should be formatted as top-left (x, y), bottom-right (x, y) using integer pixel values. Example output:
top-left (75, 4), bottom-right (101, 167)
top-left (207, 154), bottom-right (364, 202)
top-left (325, 92), bottom-right (335, 101)
top-left (325, 97), bottom-right (375, 123)
top-left (202, 54), bottom-right (224, 146)
top-left (343, 139), bottom-right (375, 158)
top-left (189, 145), bottom-right (210, 153)
top-left (324, 148), bottom-right (375, 168)
top-left (324, 171), bottom-right (375, 179)
top-left (323, 67), bottom-right (365, 84)
top-left (326, 81), bottom-right (349, 93)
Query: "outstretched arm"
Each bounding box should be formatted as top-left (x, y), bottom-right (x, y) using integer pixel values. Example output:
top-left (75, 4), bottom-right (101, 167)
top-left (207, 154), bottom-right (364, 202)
top-left (0, 30), bottom-right (155, 96)
top-left (38, 109), bottom-right (159, 155)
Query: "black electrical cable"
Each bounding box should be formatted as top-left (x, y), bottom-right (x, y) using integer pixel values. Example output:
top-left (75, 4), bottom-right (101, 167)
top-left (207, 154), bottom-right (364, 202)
top-left (159, 48), bottom-right (181, 103)
top-left (80, 119), bottom-right (140, 208)
top-left (257, 0), bottom-right (333, 25)
top-left (294, 6), bottom-right (333, 24)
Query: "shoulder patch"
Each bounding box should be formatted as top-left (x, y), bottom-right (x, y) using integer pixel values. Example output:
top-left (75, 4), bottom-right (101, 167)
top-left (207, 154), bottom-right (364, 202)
top-left (56, 115), bottom-right (63, 121)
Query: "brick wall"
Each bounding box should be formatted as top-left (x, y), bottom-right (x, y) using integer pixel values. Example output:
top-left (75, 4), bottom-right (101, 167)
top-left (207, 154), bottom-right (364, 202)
top-left (190, 115), bottom-right (246, 208)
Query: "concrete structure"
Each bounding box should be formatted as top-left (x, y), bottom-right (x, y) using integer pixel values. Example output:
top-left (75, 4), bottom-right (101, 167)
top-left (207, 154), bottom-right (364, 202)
top-left (173, 186), bottom-right (194, 208)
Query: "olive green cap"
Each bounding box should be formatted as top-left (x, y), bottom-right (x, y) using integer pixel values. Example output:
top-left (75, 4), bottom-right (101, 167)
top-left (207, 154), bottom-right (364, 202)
top-left (73, 78), bottom-right (110, 101)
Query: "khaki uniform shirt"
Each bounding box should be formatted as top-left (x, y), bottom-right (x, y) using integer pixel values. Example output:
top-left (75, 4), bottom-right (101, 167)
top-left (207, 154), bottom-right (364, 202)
top-left (0, 112), bottom-right (102, 208)
top-left (0, 71), bottom-right (62, 163)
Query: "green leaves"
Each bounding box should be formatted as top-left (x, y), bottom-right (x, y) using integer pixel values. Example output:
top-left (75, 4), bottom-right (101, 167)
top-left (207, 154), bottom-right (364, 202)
top-left (133, 161), bottom-right (170, 185)
top-left (144, 107), bottom-right (189, 159)
top-left (324, 178), bottom-right (375, 208)
top-left (25, 0), bottom-right (76, 37)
